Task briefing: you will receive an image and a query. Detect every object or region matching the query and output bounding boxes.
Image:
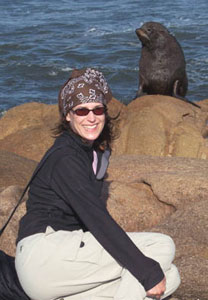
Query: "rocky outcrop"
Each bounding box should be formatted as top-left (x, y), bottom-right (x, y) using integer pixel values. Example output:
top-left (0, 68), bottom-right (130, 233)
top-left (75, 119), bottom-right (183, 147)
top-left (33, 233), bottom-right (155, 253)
top-left (153, 199), bottom-right (208, 300)
top-left (1, 96), bottom-right (208, 162)
top-left (0, 102), bottom-right (58, 161)
top-left (106, 155), bottom-right (208, 300)
top-left (0, 150), bottom-right (37, 189)
top-left (0, 151), bottom-right (37, 255)
top-left (0, 102), bottom-right (58, 141)
top-left (113, 95), bottom-right (208, 159)
top-left (0, 96), bottom-right (208, 299)
top-left (0, 186), bottom-right (26, 256)
top-left (0, 154), bottom-right (207, 298)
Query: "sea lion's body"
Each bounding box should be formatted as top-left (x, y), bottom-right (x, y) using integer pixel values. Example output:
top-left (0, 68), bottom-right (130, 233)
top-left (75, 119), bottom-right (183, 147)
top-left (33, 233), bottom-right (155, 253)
top-left (135, 22), bottom-right (200, 108)
top-left (136, 22), bottom-right (188, 97)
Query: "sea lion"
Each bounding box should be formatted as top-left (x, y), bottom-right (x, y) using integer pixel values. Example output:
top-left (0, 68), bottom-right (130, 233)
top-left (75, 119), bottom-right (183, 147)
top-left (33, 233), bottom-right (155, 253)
top-left (135, 22), bottom-right (200, 108)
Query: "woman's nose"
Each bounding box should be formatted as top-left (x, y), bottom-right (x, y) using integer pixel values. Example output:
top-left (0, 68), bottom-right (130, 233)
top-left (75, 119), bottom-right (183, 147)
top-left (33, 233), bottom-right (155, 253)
top-left (87, 111), bottom-right (96, 121)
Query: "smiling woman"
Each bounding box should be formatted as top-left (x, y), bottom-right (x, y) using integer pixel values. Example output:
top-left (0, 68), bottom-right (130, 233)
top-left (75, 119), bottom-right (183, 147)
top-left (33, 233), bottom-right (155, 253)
top-left (15, 67), bottom-right (180, 300)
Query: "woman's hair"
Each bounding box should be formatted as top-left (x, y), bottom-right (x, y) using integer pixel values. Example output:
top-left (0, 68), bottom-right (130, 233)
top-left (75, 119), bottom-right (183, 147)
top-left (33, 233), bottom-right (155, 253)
top-left (52, 108), bottom-right (120, 151)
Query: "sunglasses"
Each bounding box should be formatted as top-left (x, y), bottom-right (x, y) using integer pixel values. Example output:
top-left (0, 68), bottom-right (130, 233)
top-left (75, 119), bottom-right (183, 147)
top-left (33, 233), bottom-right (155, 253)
top-left (71, 106), bottom-right (106, 116)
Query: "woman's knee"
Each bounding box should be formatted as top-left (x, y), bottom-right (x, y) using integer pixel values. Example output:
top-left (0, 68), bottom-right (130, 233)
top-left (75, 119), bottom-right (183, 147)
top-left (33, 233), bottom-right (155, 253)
top-left (143, 233), bottom-right (176, 270)
top-left (159, 234), bottom-right (176, 259)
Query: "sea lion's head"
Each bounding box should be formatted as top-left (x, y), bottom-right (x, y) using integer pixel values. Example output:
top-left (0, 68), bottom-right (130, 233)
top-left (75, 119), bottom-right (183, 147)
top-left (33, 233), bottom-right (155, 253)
top-left (136, 22), bottom-right (170, 50)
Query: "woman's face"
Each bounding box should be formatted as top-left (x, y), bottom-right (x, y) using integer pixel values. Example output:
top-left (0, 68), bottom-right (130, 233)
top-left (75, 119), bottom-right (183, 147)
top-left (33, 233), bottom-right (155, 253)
top-left (66, 102), bottom-right (106, 143)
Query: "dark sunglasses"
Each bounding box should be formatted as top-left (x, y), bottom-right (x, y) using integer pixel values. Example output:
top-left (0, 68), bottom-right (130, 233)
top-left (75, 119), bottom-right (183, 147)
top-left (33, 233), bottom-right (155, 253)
top-left (71, 106), bottom-right (106, 116)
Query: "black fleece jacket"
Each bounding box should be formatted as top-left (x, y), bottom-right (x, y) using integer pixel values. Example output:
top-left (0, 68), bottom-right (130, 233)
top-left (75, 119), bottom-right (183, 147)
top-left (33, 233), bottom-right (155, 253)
top-left (17, 130), bottom-right (164, 291)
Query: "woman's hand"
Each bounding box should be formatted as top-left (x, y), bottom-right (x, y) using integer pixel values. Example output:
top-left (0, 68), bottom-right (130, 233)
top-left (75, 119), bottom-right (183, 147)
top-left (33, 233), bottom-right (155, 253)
top-left (146, 277), bottom-right (166, 299)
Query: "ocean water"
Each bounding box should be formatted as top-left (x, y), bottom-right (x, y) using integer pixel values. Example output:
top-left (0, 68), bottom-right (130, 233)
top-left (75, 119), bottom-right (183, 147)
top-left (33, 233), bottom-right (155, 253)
top-left (0, 0), bottom-right (208, 114)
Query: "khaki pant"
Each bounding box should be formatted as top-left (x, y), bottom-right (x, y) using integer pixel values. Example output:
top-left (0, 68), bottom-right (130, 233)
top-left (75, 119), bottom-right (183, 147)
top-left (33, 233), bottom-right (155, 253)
top-left (15, 227), bottom-right (180, 300)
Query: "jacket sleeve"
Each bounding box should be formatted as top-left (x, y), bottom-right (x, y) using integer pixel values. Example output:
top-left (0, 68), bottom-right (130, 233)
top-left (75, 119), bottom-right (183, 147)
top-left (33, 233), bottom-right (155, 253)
top-left (50, 153), bottom-right (164, 292)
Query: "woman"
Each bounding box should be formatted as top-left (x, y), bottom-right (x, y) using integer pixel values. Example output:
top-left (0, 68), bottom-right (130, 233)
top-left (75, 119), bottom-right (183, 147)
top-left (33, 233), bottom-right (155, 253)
top-left (15, 68), bottom-right (180, 300)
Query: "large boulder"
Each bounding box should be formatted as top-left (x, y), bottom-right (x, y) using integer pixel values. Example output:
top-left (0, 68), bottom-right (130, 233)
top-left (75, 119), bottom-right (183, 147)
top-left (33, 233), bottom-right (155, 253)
top-left (106, 155), bottom-right (208, 300)
top-left (0, 125), bottom-right (57, 162)
top-left (0, 153), bottom-right (207, 299)
top-left (0, 102), bottom-right (58, 161)
top-left (1, 155), bottom-right (207, 289)
top-left (0, 150), bottom-right (37, 254)
top-left (153, 199), bottom-right (208, 300)
top-left (0, 150), bottom-right (37, 189)
top-left (103, 179), bottom-right (174, 232)
top-left (106, 154), bottom-right (208, 228)
top-left (1, 96), bottom-right (208, 161)
top-left (1, 98), bottom-right (208, 299)
top-left (112, 95), bottom-right (208, 159)
top-left (0, 186), bottom-right (26, 256)
top-left (0, 102), bottom-right (58, 140)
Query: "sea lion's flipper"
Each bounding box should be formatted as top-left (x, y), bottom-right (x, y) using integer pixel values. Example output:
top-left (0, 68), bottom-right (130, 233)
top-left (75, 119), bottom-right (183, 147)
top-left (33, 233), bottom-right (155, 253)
top-left (134, 82), bottom-right (146, 99)
top-left (173, 80), bottom-right (201, 109)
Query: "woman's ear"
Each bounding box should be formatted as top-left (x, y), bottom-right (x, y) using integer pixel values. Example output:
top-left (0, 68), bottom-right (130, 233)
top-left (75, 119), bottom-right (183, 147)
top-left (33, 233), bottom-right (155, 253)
top-left (66, 113), bottom-right (71, 122)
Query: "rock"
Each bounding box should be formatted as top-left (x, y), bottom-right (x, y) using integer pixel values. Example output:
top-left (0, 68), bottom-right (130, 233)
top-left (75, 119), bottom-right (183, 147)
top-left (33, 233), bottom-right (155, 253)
top-left (0, 102), bottom-right (58, 161)
top-left (112, 95), bottom-right (208, 159)
top-left (0, 150), bottom-right (37, 189)
top-left (106, 154), bottom-right (208, 300)
top-left (1, 98), bottom-right (208, 299)
top-left (0, 186), bottom-right (26, 256)
top-left (0, 125), bottom-right (57, 162)
top-left (0, 150), bottom-right (37, 254)
top-left (1, 153), bottom-right (207, 299)
top-left (0, 154), bottom-right (207, 299)
top-left (104, 180), bottom-right (174, 232)
top-left (1, 96), bottom-right (208, 161)
top-left (106, 154), bottom-right (208, 228)
top-left (153, 200), bottom-right (208, 300)
top-left (0, 102), bottom-right (58, 141)
top-left (107, 154), bottom-right (208, 209)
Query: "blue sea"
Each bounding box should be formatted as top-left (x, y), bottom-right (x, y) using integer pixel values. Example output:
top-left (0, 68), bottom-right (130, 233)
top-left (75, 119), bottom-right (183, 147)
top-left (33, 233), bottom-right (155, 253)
top-left (0, 0), bottom-right (208, 114)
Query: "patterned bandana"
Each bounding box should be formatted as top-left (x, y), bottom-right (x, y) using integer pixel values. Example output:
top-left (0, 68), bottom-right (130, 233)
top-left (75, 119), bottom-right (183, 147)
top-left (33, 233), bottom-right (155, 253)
top-left (59, 68), bottom-right (112, 116)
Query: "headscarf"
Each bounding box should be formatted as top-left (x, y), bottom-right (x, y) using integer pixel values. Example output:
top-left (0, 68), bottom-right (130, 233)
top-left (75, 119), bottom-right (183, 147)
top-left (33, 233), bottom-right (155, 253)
top-left (59, 68), bottom-right (112, 116)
